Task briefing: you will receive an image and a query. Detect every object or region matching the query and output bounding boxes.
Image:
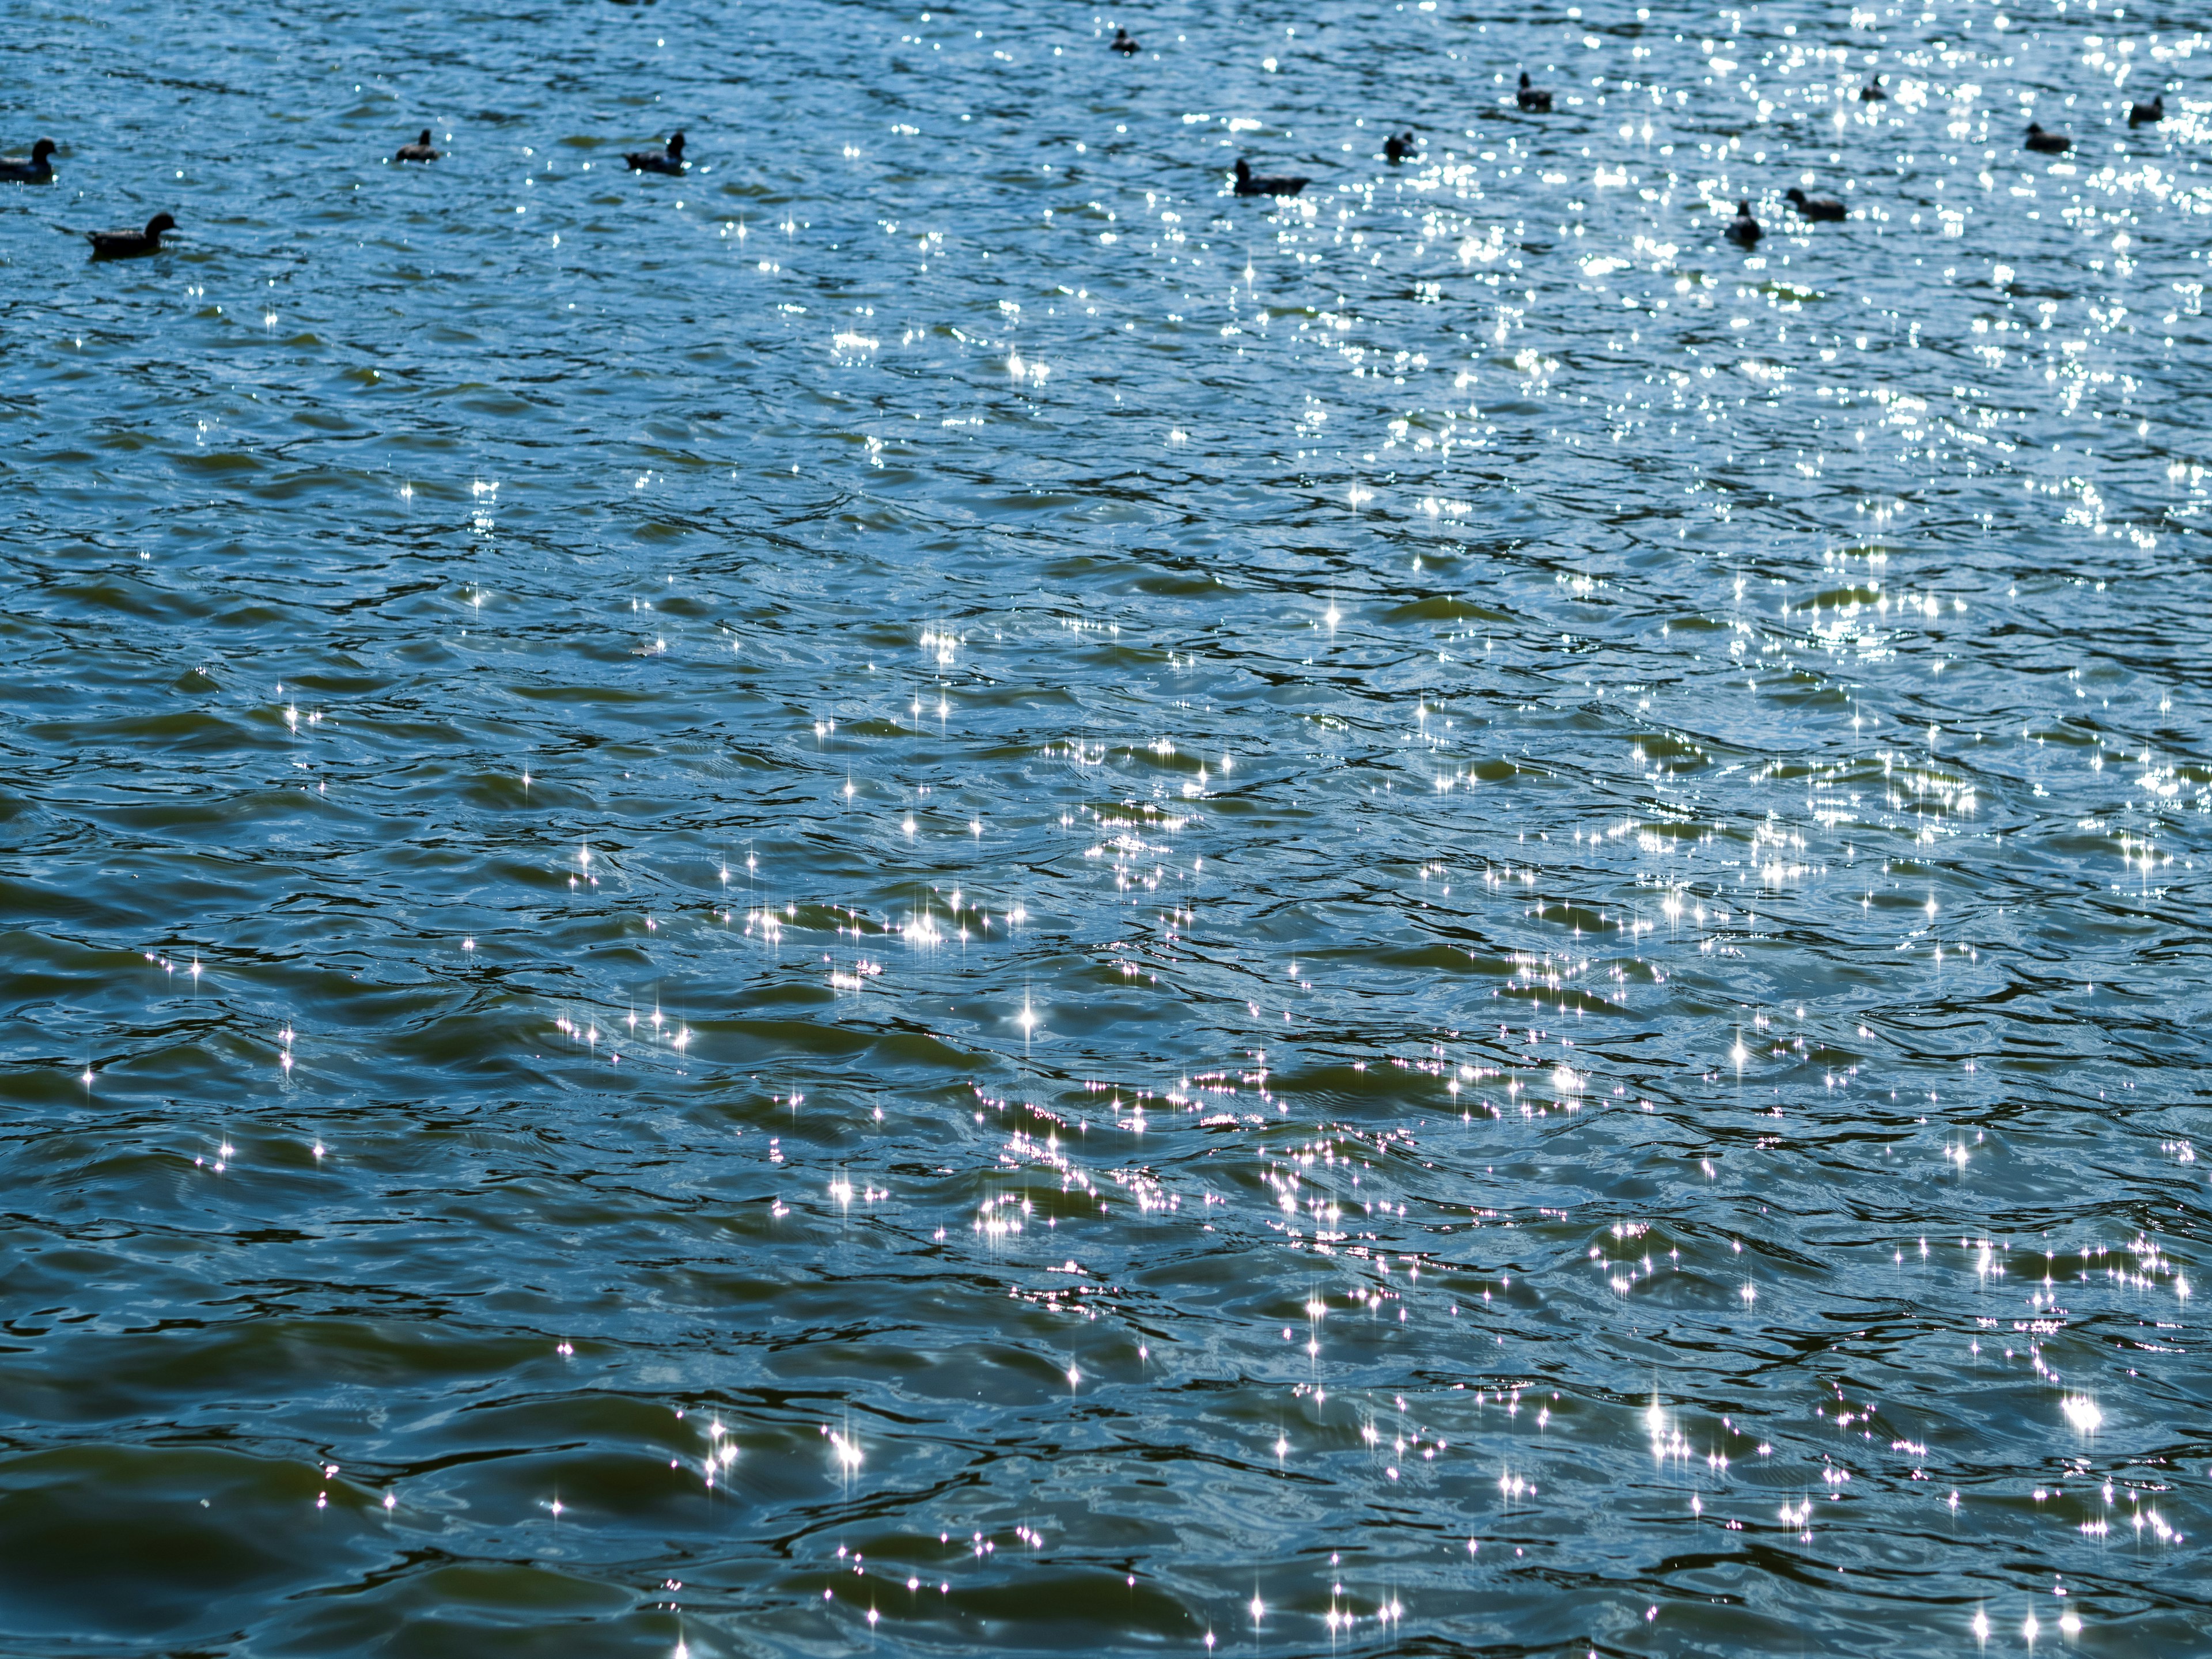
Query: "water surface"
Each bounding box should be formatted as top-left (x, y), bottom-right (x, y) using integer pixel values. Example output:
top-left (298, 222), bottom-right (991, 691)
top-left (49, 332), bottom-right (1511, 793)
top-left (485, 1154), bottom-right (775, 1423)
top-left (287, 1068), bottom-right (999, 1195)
top-left (2, 0), bottom-right (2207, 1653)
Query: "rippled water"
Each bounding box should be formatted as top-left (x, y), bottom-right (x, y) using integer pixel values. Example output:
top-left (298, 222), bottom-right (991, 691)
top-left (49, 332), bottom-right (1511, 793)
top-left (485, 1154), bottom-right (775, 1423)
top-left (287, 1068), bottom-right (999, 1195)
top-left (3, 0), bottom-right (2208, 1652)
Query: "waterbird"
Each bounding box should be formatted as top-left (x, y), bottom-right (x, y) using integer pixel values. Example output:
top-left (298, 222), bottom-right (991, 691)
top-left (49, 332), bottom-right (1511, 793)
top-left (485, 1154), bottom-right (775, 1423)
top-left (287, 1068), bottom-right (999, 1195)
top-left (1516, 73), bottom-right (1552, 113)
top-left (396, 128), bottom-right (440, 162)
top-left (1785, 187), bottom-right (1846, 222)
top-left (2128, 93), bottom-right (2164, 127)
top-left (1111, 26), bottom-right (1138, 55)
top-left (1724, 199), bottom-right (1760, 247)
top-left (0, 137), bottom-right (56, 184)
top-left (2024, 122), bottom-right (2071, 154)
top-left (1233, 158), bottom-right (1309, 196)
top-left (1383, 130), bottom-right (1417, 163)
top-left (626, 131), bottom-right (686, 173)
top-left (86, 211), bottom-right (176, 259)
top-left (1859, 75), bottom-right (1887, 101)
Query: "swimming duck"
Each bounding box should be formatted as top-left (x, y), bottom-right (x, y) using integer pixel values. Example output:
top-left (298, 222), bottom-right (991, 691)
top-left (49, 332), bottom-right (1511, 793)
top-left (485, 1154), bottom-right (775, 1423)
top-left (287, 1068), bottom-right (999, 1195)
top-left (1111, 26), bottom-right (1139, 54)
top-left (87, 212), bottom-right (175, 259)
top-left (1383, 130), bottom-right (1416, 163)
top-left (626, 131), bottom-right (686, 173)
top-left (0, 137), bottom-right (56, 183)
top-left (1859, 75), bottom-right (1887, 101)
top-left (2024, 122), bottom-right (2071, 154)
top-left (2129, 93), bottom-right (2164, 127)
top-left (396, 128), bottom-right (440, 162)
top-left (1517, 72), bottom-right (1552, 113)
top-left (1785, 187), bottom-right (1846, 221)
top-left (1233, 157), bottom-right (1309, 196)
top-left (1724, 199), bottom-right (1760, 247)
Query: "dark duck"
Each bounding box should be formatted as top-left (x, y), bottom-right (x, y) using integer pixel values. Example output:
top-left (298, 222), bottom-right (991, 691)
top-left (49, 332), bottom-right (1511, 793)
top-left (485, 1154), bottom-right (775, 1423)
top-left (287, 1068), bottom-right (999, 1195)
top-left (88, 212), bottom-right (175, 259)
top-left (1859, 75), bottom-right (1887, 101)
top-left (2024, 122), bottom-right (2071, 154)
top-left (396, 128), bottom-right (440, 162)
top-left (1382, 130), bottom-right (1416, 163)
top-left (1233, 157), bottom-right (1309, 196)
top-left (1724, 199), bottom-right (1760, 247)
top-left (1517, 72), bottom-right (1552, 112)
top-left (626, 131), bottom-right (686, 173)
top-left (2129, 93), bottom-right (2164, 126)
top-left (1785, 187), bottom-right (1846, 221)
top-left (1111, 26), bottom-right (1139, 54)
top-left (0, 137), bottom-right (56, 184)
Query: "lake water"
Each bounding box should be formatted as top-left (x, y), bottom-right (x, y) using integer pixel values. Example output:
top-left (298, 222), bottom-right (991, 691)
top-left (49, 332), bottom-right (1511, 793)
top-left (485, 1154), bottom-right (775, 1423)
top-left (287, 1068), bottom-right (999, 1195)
top-left (2, 0), bottom-right (2206, 1652)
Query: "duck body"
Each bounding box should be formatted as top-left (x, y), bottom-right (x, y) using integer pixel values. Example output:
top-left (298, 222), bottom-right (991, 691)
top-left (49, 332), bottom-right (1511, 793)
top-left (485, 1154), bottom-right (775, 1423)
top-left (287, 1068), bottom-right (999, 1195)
top-left (396, 128), bottom-right (440, 162)
top-left (626, 131), bottom-right (686, 173)
top-left (0, 137), bottom-right (56, 183)
top-left (1111, 27), bottom-right (1138, 54)
top-left (1785, 187), bottom-right (1846, 222)
top-left (88, 211), bottom-right (176, 259)
top-left (1233, 157), bottom-right (1308, 196)
top-left (1724, 199), bottom-right (1761, 247)
top-left (1382, 130), bottom-right (1416, 163)
top-left (1516, 71), bottom-right (1552, 113)
top-left (2024, 122), bottom-right (2071, 154)
top-left (1859, 77), bottom-right (1887, 101)
top-left (2130, 94), bottom-right (2164, 127)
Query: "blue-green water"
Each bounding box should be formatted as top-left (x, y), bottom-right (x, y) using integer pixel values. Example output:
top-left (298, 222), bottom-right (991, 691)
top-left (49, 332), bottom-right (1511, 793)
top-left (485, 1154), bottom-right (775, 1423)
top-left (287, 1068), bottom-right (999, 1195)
top-left (2, 0), bottom-right (2207, 1652)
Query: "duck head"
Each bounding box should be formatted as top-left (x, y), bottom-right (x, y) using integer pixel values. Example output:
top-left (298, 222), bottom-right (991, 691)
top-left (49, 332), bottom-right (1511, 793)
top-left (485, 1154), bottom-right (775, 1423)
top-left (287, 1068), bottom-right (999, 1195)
top-left (1785, 188), bottom-right (1807, 207)
top-left (666, 130), bottom-right (685, 156)
top-left (1519, 72), bottom-right (1532, 88)
top-left (145, 212), bottom-right (177, 237)
top-left (31, 137), bottom-right (56, 164)
top-left (2027, 122), bottom-right (2045, 135)
top-left (1234, 158), bottom-right (1251, 181)
top-left (416, 128), bottom-right (432, 145)
top-left (1736, 199), bottom-right (1750, 214)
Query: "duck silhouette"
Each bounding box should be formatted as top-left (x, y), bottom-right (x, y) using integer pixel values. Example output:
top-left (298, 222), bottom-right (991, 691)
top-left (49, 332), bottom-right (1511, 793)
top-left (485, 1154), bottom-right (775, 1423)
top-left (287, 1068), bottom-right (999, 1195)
top-left (396, 128), bottom-right (440, 162)
top-left (1859, 75), bottom-right (1887, 101)
top-left (2025, 122), bottom-right (2071, 154)
top-left (1233, 157), bottom-right (1309, 196)
top-left (1383, 130), bottom-right (1416, 163)
top-left (1517, 72), bottom-right (1552, 113)
top-left (88, 211), bottom-right (175, 259)
top-left (0, 137), bottom-right (56, 184)
top-left (1725, 199), bottom-right (1761, 247)
top-left (1785, 187), bottom-right (1846, 221)
top-left (2129, 93), bottom-right (2164, 127)
top-left (1111, 26), bottom-right (1139, 54)
top-left (626, 131), bottom-right (686, 173)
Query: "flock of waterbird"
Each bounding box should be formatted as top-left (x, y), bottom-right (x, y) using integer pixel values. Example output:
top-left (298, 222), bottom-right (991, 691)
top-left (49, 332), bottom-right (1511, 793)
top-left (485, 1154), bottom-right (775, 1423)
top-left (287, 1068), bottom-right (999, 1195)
top-left (0, 121), bottom-right (687, 255)
top-left (0, 26), bottom-right (2179, 257)
top-left (1224, 55), bottom-right (2168, 250)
